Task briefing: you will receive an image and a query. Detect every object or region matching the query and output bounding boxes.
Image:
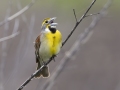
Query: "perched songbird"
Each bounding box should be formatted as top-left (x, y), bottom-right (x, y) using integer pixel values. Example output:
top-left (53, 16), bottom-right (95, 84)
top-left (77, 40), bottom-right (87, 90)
top-left (34, 17), bottom-right (62, 78)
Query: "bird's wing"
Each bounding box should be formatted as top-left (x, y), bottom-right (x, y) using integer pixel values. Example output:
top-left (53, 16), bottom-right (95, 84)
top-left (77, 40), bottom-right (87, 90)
top-left (34, 34), bottom-right (41, 63)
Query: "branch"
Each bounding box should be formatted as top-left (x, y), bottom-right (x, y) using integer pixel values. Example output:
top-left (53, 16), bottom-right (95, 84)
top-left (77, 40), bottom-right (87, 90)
top-left (0, 0), bottom-right (37, 27)
top-left (85, 13), bottom-right (100, 17)
top-left (73, 9), bottom-right (78, 22)
top-left (3, 19), bottom-right (20, 86)
top-left (17, 0), bottom-right (29, 28)
top-left (39, 0), bottom-right (112, 90)
top-left (0, 32), bottom-right (19, 43)
top-left (62, 0), bottom-right (96, 46)
top-left (17, 0), bottom-right (97, 90)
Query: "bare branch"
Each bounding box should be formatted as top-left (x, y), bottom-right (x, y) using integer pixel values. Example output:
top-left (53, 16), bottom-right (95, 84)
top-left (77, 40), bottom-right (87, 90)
top-left (12, 19), bottom-right (20, 34)
top-left (21, 14), bottom-right (35, 61)
top-left (39, 0), bottom-right (112, 90)
top-left (17, 0), bottom-right (29, 27)
top-left (73, 9), bottom-right (78, 22)
top-left (0, 32), bottom-right (19, 43)
top-left (62, 0), bottom-right (96, 46)
top-left (17, 0), bottom-right (97, 90)
top-left (0, 0), bottom-right (37, 27)
top-left (85, 13), bottom-right (100, 17)
top-left (3, 19), bottom-right (20, 87)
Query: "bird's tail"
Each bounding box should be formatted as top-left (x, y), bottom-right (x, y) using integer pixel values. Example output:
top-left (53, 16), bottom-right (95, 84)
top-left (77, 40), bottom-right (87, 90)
top-left (41, 66), bottom-right (50, 78)
top-left (35, 62), bottom-right (42, 78)
top-left (35, 62), bottom-right (50, 78)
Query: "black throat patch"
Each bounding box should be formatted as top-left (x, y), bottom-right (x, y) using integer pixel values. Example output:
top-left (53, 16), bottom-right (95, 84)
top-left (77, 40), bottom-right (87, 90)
top-left (48, 26), bottom-right (56, 33)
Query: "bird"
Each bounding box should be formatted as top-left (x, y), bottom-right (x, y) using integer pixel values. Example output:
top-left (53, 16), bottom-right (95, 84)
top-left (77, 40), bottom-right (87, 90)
top-left (34, 17), bottom-right (62, 78)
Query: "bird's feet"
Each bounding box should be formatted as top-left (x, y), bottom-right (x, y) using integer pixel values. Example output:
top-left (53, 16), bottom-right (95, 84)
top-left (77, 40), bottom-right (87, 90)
top-left (51, 55), bottom-right (57, 62)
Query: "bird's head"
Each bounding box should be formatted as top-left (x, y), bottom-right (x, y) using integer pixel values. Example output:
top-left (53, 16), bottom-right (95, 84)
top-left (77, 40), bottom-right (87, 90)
top-left (41, 17), bottom-right (58, 33)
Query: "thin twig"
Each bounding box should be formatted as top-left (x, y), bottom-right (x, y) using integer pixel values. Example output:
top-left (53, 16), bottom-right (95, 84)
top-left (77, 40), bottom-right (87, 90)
top-left (39, 0), bottom-right (112, 90)
top-left (12, 19), bottom-right (20, 34)
top-left (17, 0), bottom-right (96, 90)
top-left (12, 15), bottom-right (35, 89)
top-left (3, 19), bottom-right (20, 87)
top-left (20, 14), bottom-right (35, 64)
top-left (73, 9), bottom-right (78, 22)
top-left (85, 13), bottom-right (100, 17)
top-left (62, 0), bottom-right (96, 46)
top-left (17, 0), bottom-right (29, 27)
top-left (0, 0), bottom-right (37, 27)
top-left (0, 32), bottom-right (19, 43)
top-left (17, 0), bottom-right (36, 42)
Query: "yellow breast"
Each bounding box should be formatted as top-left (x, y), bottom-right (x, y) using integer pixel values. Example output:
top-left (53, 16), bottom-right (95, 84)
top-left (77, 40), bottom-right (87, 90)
top-left (45, 30), bottom-right (62, 55)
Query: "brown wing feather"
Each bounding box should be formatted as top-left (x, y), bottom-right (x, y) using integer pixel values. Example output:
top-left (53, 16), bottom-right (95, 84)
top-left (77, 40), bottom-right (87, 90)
top-left (34, 34), bottom-right (41, 63)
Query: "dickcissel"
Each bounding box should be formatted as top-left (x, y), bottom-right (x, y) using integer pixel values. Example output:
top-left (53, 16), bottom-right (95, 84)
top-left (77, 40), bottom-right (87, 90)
top-left (34, 17), bottom-right (62, 78)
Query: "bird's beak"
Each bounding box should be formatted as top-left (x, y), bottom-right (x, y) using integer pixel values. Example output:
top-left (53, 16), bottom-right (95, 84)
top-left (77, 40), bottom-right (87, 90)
top-left (49, 17), bottom-right (58, 28)
top-left (50, 17), bottom-right (56, 21)
top-left (50, 23), bottom-right (58, 28)
top-left (48, 17), bottom-right (57, 24)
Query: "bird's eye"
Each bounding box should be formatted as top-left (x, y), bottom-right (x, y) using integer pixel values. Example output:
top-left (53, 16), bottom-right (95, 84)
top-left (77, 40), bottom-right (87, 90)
top-left (45, 21), bottom-right (48, 23)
